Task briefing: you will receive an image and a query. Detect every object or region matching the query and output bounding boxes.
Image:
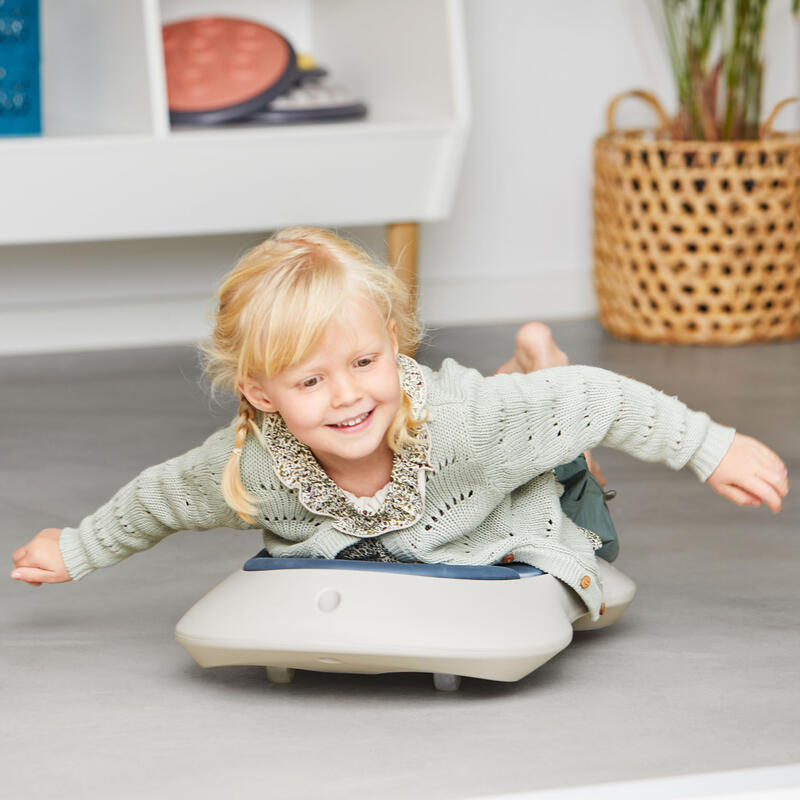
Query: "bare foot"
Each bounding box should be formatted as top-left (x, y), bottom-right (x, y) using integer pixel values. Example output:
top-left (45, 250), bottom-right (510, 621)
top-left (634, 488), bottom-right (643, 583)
top-left (585, 451), bottom-right (607, 488)
top-left (495, 322), bottom-right (607, 488)
top-left (496, 322), bottom-right (568, 374)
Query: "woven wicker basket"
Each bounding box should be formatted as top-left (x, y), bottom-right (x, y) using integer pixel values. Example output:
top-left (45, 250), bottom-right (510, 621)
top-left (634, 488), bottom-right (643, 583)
top-left (594, 91), bottom-right (800, 344)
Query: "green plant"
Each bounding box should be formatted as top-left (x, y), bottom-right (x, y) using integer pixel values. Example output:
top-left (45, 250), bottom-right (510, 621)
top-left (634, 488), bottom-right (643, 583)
top-left (654, 0), bottom-right (799, 140)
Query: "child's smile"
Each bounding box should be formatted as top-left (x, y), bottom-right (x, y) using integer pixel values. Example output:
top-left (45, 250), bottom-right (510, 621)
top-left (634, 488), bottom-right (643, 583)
top-left (327, 408), bottom-right (375, 431)
top-left (242, 295), bottom-right (402, 493)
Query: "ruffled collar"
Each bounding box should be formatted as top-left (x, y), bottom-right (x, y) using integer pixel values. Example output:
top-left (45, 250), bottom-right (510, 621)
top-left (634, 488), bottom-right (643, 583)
top-left (260, 354), bottom-right (432, 538)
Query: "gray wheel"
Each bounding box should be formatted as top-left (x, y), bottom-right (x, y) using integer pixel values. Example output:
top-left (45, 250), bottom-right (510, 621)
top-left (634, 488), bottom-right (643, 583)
top-left (266, 666), bottom-right (296, 684)
top-left (432, 673), bottom-right (461, 692)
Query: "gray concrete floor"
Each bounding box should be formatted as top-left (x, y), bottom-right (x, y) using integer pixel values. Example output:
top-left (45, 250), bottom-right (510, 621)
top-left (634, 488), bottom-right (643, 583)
top-left (2, 319), bottom-right (799, 800)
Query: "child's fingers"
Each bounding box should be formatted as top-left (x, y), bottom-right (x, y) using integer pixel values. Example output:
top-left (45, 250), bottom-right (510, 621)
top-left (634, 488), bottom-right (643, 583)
top-left (759, 456), bottom-right (789, 488)
top-left (758, 467), bottom-right (789, 499)
top-left (736, 474), bottom-right (784, 513)
top-left (11, 545), bottom-right (28, 564)
top-left (756, 456), bottom-right (789, 496)
top-left (10, 566), bottom-right (53, 585)
top-left (715, 483), bottom-right (762, 507)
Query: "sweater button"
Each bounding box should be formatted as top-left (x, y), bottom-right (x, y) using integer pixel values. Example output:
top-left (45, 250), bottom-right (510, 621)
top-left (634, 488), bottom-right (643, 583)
top-left (580, 575), bottom-right (591, 589)
top-left (501, 553), bottom-right (514, 564)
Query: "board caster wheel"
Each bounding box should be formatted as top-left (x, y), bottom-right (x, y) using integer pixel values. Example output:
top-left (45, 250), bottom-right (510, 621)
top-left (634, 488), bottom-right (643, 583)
top-left (266, 666), bottom-right (296, 684)
top-left (433, 673), bottom-right (462, 692)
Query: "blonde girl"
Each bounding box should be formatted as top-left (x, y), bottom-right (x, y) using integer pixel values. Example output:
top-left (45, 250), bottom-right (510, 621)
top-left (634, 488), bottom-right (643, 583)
top-left (10, 227), bottom-right (788, 622)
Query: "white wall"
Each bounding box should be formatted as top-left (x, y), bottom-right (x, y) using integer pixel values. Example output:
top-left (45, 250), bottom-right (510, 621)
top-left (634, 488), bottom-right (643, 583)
top-left (1, 0), bottom-right (797, 354)
top-left (417, 0), bottom-right (800, 325)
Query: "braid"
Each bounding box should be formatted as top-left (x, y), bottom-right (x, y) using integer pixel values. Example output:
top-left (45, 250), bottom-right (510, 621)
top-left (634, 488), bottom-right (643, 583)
top-left (221, 395), bottom-right (261, 523)
top-left (386, 383), bottom-right (428, 452)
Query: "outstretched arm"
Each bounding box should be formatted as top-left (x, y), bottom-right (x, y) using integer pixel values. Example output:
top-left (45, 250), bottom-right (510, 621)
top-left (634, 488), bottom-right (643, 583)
top-left (496, 365), bottom-right (789, 510)
top-left (456, 362), bottom-right (789, 511)
top-left (468, 364), bottom-right (737, 484)
top-left (10, 423), bottom-right (253, 586)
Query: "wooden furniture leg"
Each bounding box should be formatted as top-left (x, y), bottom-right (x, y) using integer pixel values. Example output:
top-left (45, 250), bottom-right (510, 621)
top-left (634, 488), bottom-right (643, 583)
top-left (386, 222), bottom-right (419, 307)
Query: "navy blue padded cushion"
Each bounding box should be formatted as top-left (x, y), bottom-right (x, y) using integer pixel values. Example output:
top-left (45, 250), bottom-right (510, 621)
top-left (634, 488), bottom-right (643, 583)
top-left (243, 550), bottom-right (544, 580)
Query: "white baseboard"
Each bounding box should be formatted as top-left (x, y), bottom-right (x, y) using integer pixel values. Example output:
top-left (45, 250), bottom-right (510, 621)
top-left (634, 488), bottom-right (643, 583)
top-left (0, 272), bottom-right (597, 356)
top-left (420, 271), bottom-right (597, 327)
top-left (0, 295), bottom-right (215, 356)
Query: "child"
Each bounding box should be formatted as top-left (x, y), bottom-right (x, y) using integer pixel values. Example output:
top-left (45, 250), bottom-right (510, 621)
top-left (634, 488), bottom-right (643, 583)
top-left (10, 227), bottom-right (788, 622)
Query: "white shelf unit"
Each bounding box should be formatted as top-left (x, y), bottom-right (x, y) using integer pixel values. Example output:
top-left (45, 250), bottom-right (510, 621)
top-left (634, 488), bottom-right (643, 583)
top-left (0, 0), bottom-right (470, 245)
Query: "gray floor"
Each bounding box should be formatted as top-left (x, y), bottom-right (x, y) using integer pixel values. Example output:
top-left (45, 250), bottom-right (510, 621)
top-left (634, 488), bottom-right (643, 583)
top-left (2, 319), bottom-right (799, 800)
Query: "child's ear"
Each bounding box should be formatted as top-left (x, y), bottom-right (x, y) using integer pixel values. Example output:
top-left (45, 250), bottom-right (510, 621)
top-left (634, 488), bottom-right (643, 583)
top-left (240, 380), bottom-right (277, 413)
top-left (388, 319), bottom-right (399, 356)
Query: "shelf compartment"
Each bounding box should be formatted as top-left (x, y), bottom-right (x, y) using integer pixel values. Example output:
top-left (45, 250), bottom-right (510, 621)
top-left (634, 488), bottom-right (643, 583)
top-left (39, 0), bottom-right (156, 137)
top-left (157, 0), bottom-right (461, 129)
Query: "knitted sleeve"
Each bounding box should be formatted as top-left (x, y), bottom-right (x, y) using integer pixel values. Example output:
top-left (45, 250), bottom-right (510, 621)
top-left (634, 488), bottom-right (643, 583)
top-left (58, 423), bottom-right (255, 580)
top-left (455, 362), bottom-right (736, 492)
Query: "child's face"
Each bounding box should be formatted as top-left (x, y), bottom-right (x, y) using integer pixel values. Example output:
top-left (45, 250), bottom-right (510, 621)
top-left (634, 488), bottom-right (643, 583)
top-left (243, 296), bottom-right (402, 476)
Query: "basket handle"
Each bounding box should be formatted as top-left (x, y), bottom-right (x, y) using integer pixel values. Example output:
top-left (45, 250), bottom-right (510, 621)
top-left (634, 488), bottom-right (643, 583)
top-left (606, 90), bottom-right (671, 135)
top-left (760, 97), bottom-right (800, 138)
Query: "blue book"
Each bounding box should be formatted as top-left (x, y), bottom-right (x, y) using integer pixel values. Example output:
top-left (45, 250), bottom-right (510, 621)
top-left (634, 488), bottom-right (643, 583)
top-left (0, 0), bottom-right (40, 136)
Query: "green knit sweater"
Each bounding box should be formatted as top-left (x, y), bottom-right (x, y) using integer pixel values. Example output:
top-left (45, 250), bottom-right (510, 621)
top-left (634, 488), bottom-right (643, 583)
top-left (58, 357), bottom-right (735, 620)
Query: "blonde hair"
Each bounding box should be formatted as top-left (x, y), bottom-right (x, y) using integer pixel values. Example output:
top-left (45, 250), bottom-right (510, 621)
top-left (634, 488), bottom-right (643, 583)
top-left (201, 226), bottom-right (425, 523)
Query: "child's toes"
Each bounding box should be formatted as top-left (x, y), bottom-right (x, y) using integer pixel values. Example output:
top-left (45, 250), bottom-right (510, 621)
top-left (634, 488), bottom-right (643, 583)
top-left (514, 322), bottom-right (568, 371)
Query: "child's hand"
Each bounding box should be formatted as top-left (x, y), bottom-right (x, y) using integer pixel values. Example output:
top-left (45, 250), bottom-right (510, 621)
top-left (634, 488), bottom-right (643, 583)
top-left (707, 434), bottom-right (789, 513)
top-left (10, 528), bottom-right (72, 586)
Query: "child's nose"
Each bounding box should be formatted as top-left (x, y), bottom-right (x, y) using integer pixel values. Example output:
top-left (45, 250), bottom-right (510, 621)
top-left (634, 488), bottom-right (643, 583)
top-left (330, 374), bottom-right (362, 406)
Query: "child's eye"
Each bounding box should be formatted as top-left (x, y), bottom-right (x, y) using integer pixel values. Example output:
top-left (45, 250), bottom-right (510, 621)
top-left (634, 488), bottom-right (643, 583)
top-left (301, 377), bottom-right (320, 389)
top-left (355, 357), bottom-right (374, 368)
